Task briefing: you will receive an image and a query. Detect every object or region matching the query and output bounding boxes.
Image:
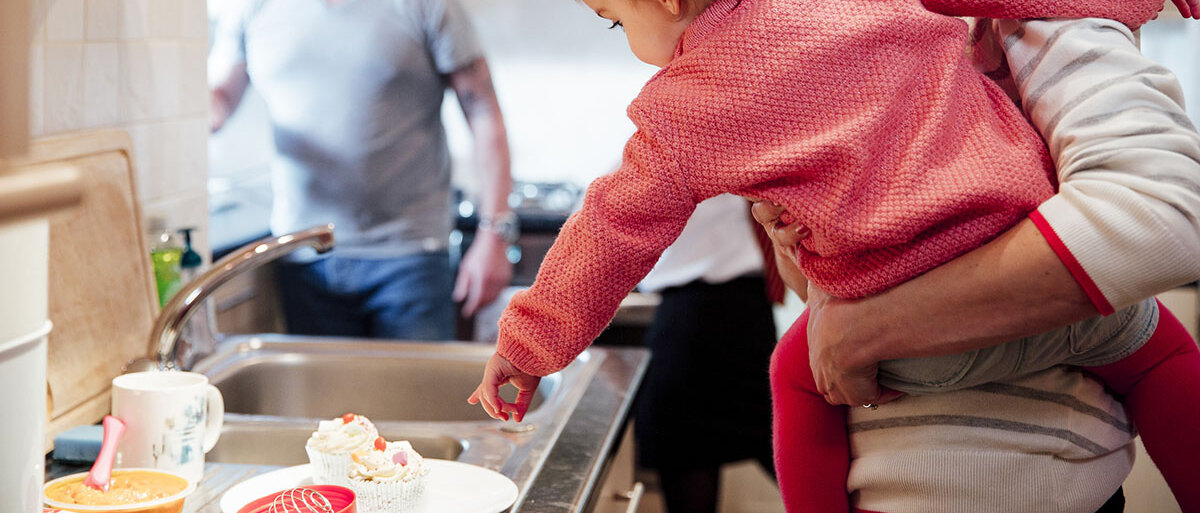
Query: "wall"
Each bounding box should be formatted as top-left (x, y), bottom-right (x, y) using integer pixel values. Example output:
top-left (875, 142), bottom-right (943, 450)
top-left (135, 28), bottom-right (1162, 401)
top-left (31, 0), bottom-right (211, 256)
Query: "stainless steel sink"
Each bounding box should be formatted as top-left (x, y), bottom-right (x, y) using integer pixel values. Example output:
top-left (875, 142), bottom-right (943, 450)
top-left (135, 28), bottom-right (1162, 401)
top-left (203, 339), bottom-right (552, 422)
top-left (192, 334), bottom-right (605, 510)
top-left (205, 422), bottom-right (464, 467)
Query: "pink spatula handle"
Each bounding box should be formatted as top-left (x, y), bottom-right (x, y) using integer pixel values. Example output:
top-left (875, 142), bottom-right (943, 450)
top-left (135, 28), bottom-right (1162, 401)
top-left (83, 415), bottom-right (126, 491)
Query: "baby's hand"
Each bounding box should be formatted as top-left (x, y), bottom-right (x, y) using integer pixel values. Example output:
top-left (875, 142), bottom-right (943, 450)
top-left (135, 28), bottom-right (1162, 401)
top-left (1171, 0), bottom-right (1199, 19)
top-left (468, 353), bottom-right (541, 422)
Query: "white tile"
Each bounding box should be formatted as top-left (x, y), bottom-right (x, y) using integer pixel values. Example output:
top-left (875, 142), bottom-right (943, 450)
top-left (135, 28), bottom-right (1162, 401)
top-left (177, 116), bottom-right (210, 193)
top-left (30, 0), bottom-right (49, 42)
top-left (45, 0), bottom-right (84, 41)
top-left (149, 42), bottom-right (181, 118)
top-left (127, 120), bottom-right (180, 199)
top-left (118, 0), bottom-right (148, 40)
top-left (179, 0), bottom-right (210, 41)
top-left (82, 43), bottom-right (119, 128)
top-left (28, 44), bottom-right (45, 137)
top-left (43, 43), bottom-right (85, 133)
top-left (154, 120), bottom-right (183, 198)
top-left (118, 42), bottom-right (153, 121)
top-left (147, 0), bottom-right (181, 39)
top-left (85, 0), bottom-right (120, 40)
top-left (123, 122), bottom-right (154, 184)
top-left (178, 41), bottom-right (208, 116)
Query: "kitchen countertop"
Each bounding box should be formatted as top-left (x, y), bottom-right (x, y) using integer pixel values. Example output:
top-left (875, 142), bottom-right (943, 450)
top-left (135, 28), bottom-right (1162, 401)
top-left (49, 346), bottom-right (648, 513)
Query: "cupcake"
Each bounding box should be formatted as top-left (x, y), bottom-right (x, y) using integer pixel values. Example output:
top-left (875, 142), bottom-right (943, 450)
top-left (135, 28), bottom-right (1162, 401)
top-left (348, 437), bottom-right (427, 513)
top-left (305, 413), bottom-right (379, 485)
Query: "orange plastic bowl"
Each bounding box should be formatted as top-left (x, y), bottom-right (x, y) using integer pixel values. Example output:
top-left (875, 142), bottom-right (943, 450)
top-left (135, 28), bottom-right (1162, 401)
top-left (42, 468), bottom-right (195, 513)
top-left (235, 485), bottom-right (356, 513)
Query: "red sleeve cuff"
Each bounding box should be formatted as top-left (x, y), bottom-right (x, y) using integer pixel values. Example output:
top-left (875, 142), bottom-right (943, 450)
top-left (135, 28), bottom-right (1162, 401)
top-left (1029, 210), bottom-right (1115, 315)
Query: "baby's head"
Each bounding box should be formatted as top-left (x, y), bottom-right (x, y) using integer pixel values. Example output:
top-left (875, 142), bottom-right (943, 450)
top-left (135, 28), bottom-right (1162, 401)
top-left (582, 0), bottom-right (715, 67)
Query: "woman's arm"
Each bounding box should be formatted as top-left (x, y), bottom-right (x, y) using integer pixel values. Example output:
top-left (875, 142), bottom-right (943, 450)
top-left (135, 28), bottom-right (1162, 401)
top-left (1003, 17), bottom-right (1200, 314)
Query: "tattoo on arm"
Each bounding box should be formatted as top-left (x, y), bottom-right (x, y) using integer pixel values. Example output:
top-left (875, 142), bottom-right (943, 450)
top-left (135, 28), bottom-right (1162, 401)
top-left (451, 59), bottom-right (498, 120)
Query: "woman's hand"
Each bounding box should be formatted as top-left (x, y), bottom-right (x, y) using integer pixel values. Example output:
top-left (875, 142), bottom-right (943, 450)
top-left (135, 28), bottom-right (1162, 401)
top-left (468, 353), bottom-right (540, 422)
top-left (805, 282), bottom-right (903, 407)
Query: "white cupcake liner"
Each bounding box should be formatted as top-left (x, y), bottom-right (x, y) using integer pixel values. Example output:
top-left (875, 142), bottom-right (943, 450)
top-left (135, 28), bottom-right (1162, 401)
top-left (306, 446), bottom-right (356, 486)
top-left (350, 471), bottom-right (427, 513)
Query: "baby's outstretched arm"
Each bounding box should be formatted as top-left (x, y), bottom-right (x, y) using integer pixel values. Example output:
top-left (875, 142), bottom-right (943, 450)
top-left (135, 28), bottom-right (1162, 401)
top-left (468, 125), bottom-right (696, 410)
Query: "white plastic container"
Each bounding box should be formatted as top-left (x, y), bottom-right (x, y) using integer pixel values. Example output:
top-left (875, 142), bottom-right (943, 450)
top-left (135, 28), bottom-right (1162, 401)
top-left (0, 321), bottom-right (51, 513)
top-left (0, 217), bottom-right (50, 513)
top-left (0, 218), bottom-right (48, 341)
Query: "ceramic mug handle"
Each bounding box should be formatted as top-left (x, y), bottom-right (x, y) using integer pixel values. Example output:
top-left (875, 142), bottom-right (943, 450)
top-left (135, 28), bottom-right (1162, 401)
top-left (202, 384), bottom-right (224, 453)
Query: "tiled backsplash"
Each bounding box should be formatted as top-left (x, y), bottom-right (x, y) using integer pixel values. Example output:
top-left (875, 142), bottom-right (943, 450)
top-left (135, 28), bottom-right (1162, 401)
top-left (31, 0), bottom-right (211, 258)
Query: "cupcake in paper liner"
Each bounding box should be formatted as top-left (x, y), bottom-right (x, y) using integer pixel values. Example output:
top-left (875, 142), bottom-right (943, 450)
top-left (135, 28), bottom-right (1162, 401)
top-left (305, 413), bottom-right (379, 485)
top-left (348, 439), bottom-right (428, 513)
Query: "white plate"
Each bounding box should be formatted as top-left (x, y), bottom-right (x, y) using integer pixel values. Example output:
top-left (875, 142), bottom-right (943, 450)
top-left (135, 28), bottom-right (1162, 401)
top-left (220, 459), bottom-right (518, 513)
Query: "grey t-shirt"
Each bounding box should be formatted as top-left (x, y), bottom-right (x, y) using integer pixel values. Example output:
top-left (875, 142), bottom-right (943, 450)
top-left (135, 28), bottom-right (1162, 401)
top-left (210, 0), bottom-right (483, 259)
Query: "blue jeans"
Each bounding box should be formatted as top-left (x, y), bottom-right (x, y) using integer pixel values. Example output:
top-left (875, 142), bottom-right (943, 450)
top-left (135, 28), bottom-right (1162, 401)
top-left (275, 251), bottom-right (456, 341)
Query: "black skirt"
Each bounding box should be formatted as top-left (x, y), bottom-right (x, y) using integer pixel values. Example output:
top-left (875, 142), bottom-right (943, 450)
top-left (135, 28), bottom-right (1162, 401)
top-left (633, 276), bottom-right (778, 471)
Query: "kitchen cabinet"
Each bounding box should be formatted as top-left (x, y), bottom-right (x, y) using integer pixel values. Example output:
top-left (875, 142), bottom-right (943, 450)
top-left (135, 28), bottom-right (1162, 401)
top-left (586, 423), bottom-right (642, 513)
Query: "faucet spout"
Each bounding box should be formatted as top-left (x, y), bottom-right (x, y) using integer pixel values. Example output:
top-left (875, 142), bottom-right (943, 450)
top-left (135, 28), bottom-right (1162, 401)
top-left (139, 224), bottom-right (335, 371)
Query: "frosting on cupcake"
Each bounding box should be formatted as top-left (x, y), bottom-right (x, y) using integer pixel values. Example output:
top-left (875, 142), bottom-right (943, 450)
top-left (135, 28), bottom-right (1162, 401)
top-left (350, 439), bottom-right (425, 483)
top-left (306, 413), bottom-right (379, 454)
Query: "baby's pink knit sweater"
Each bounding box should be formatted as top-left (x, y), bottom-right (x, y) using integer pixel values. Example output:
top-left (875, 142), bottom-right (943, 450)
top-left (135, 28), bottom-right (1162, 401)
top-left (497, 0), bottom-right (1165, 376)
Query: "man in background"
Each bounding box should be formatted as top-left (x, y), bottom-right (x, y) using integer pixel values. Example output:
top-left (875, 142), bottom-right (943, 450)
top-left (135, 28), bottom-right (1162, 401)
top-left (209, 0), bottom-right (514, 339)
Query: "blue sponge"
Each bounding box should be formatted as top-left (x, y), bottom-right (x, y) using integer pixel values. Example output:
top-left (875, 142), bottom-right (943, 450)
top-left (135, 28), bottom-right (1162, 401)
top-left (52, 424), bottom-right (103, 463)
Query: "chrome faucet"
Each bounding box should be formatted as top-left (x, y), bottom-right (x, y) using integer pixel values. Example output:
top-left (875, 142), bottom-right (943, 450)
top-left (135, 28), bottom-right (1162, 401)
top-left (126, 224), bottom-right (335, 372)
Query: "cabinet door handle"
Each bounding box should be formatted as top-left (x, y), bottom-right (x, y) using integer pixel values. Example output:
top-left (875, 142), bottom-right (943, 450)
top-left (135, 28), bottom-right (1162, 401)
top-left (616, 482), bottom-right (644, 513)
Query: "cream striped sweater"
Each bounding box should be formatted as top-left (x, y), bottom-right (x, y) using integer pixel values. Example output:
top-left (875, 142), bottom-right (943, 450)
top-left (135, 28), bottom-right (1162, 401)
top-left (847, 366), bottom-right (1134, 513)
top-left (985, 17), bottom-right (1200, 314)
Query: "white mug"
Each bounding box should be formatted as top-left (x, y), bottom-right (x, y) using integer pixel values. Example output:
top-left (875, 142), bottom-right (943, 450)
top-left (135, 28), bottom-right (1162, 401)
top-left (111, 371), bottom-right (224, 483)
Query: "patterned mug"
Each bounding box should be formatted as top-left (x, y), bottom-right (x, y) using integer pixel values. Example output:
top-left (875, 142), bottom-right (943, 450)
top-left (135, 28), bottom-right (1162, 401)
top-left (111, 371), bottom-right (224, 483)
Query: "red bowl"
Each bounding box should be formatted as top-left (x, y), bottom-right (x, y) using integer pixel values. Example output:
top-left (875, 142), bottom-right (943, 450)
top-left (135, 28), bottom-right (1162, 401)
top-left (235, 485), bottom-right (355, 513)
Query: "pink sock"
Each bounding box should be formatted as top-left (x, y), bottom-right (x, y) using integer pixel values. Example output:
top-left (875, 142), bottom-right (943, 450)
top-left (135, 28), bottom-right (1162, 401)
top-left (1087, 301), bottom-right (1200, 513)
top-left (770, 311), bottom-right (854, 513)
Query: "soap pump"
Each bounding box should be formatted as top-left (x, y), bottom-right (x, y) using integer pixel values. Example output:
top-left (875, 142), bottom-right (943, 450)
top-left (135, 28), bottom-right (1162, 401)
top-left (178, 227), bottom-right (202, 280)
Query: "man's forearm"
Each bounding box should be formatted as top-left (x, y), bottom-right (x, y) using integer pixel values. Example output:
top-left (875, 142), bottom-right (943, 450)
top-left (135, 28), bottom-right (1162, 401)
top-left (209, 62), bottom-right (249, 133)
top-left (853, 219), bottom-right (1099, 366)
top-left (450, 59), bottom-right (512, 219)
top-left (210, 90), bottom-right (234, 132)
top-left (470, 121), bottom-right (512, 219)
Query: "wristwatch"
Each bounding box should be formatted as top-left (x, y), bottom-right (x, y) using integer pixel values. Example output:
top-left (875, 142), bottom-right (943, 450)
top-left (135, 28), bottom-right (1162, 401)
top-left (478, 211), bottom-right (520, 245)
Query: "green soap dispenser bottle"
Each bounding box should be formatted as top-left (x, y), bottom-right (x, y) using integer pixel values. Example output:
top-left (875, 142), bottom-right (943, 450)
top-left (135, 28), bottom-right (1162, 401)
top-left (148, 217), bottom-right (183, 307)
